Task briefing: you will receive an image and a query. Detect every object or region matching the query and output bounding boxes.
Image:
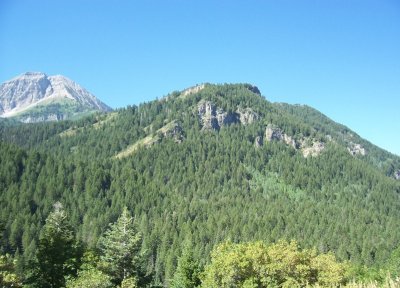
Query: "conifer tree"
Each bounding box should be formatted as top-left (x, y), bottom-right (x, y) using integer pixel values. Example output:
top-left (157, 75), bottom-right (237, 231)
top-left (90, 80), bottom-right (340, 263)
top-left (98, 207), bottom-right (148, 286)
top-left (170, 242), bottom-right (201, 288)
top-left (27, 202), bottom-right (81, 288)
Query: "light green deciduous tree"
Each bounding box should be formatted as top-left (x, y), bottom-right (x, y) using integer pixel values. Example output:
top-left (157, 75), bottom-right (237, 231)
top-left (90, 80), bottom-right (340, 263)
top-left (201, 240), bottom-right (348, 288)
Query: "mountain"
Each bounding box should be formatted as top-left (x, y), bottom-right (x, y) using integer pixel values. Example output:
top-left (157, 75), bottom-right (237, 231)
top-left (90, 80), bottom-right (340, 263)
top-left (0, 83), bottom-right (400, 285)
top-left (0, 72), bottom-right (112, 122)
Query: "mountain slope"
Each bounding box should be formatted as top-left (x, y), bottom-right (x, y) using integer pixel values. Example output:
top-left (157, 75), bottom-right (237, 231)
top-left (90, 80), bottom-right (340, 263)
top-left (0, 72), bottom-right (112, 122)
top-left (0, 83), bottom-right (399, 284)
top-left (5, 82), bottom-right (397, 176)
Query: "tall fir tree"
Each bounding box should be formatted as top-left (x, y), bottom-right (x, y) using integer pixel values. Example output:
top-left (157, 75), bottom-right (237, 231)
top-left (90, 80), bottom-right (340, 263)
top-left (98, 207), bottom-right (149, 286)
top-left (170, 242), bottom-right (201, 288)
top-left (26, 202), bottom-right (81, 288)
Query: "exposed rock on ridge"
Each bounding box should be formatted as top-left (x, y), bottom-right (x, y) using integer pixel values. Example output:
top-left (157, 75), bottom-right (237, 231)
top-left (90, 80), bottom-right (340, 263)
top-left (159, 121), bottom-right (184, 143)
top-left (0, 72), bottom-right (51, 115)
top-left (197, 101), bottom-right (222, 130)
top-left (264, 124), bottom-right (369, 158)
top-left (301, 141), bottom-right (325, 157)
top-left (197, 100), bottom-right (259, 130)
top-left (265, 124), bottom-right (297, 149)
top-left (264, 124), bottom-right (326, 157)
top-left (181, 84), bottom-right (206, 97)
top-left (237, 107), bottom-right (260, 125)
top-left (347, 142), bottom-right (366, 156)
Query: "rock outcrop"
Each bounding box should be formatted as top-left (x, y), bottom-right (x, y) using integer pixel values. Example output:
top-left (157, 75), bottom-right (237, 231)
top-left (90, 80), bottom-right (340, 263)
top-left (197, 101), bottom-right (221, 130)
top-left (181, 84), bottom-right (206, 97)
top-left (301, 141), bottom-right (325, 157)
top-left (237, 107), bottom-right (260, 125)
top-left (347, 142), bottom-right (366, 156)
top-left (264, 124), bottom-right (297, 149)
top-left (0, 72), bottom-right (51, 116)
top-left (264, 124), bottom-right (327, 157)
top-left (264, 125), bottom-right (283, 141)
top-left (160, 121), bottom-right (184, 143)
top-left (197, 101), bottom-right (258, 130)
top-left (394, 170), bottom-right (400, 180)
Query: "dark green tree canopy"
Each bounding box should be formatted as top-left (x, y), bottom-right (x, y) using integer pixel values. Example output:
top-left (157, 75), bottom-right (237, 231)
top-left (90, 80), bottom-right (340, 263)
top-left (27, 202), bottom-right (81, 288)
top-left (0, 83), bottom-right (400, 286)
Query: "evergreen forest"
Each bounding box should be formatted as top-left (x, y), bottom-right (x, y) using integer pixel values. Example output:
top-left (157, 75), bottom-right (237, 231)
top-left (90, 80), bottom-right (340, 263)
top-left (1, 84), bottom-right (400, 287)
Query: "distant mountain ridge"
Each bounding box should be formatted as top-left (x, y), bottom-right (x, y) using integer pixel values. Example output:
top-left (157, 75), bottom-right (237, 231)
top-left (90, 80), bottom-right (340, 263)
top-left (0, 72), bottom-right (112, 122)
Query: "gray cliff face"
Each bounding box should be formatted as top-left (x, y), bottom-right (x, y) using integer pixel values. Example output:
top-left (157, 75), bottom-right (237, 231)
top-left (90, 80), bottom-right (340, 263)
top-left (197, 101), bottom-right (221, 130)
top-left (265, 124), bottom-right (327, 157)
top-left (265, 124), bottom-right (285, 142)
top-left (0, 72), bottom-right (112, 121)
top-left (47, 75), bottom-right (112, 112)
top-left (197, 100), bottom-right (259, 130)
top-left (301, 141), bottom-right (325, 157)
top-left (264, 124), bottom-right (369, 158)
top-left (347, 142), bottom-right (366, 156)
top-left (238, 107), bottom-right (260, 125)
top-left (265, 124), bottom-right (297, 149)
top-left (0, 72), bottom-right (51, 114)
top-left (197, 104), bottom-right (329, 158)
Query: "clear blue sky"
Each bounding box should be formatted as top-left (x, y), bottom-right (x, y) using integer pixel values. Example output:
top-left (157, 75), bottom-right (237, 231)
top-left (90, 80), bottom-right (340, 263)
top-left (1, 1), bottom-right (399, 155)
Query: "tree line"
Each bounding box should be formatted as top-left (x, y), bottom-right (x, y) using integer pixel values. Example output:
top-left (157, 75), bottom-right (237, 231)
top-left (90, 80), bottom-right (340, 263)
top-left (6, 204), bottom-right (399, 288)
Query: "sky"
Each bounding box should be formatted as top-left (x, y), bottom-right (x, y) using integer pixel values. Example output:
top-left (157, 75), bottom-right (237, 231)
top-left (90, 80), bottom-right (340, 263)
top-left (0, 0), bottom-right (399, 155)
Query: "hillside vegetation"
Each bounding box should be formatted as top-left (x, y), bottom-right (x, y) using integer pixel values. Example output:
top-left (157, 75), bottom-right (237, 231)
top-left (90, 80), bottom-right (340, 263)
top-left (1, 83), bottom-right (400, 287)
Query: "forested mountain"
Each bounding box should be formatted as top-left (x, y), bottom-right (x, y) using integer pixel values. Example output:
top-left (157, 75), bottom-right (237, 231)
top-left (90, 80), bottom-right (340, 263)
top-left (1, 83), bottom-right (400, 287)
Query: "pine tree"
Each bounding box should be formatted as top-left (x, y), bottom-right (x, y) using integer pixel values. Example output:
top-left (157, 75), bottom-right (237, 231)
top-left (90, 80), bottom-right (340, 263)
top-left (98, 207), bottom-right (148, 286)
top-left (27, 202), bottom-right (81, 288)
top-left (170, 242), bottom-right (201, 288)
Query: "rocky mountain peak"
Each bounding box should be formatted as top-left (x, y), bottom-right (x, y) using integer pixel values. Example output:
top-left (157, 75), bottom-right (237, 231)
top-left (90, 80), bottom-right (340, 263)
top-left (0, 72), bottom-right (51, 114)
top-left (12, 72), bottom-right (47, 82)
top-left (0, 72), bottom-right (112, 121)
